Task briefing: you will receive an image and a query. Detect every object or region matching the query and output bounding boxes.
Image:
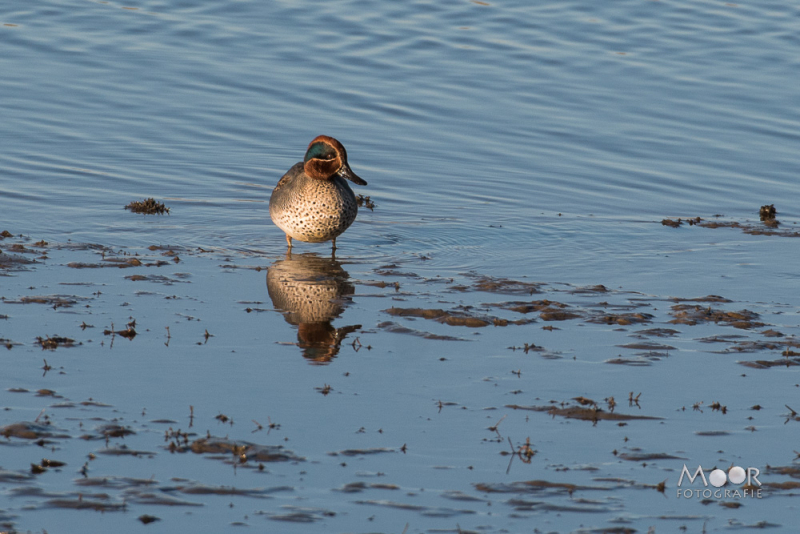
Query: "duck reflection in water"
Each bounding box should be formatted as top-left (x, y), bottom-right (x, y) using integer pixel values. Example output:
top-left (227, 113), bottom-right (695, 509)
top-left (266, 253), bottom-right (361, 364)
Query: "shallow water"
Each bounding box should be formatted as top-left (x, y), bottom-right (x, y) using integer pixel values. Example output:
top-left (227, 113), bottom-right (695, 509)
top-left (2, 1), bottom-right (800, 532)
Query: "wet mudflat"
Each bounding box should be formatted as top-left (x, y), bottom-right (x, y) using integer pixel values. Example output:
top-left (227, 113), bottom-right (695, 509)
top-left (1, 217), bottom-right (799, 533)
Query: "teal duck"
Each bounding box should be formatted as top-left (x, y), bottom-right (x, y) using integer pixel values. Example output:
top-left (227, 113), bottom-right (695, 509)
top-left (269, 136), bottom-right (367, 250)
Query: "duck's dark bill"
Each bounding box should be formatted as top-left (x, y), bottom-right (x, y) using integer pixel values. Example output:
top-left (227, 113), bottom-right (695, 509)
top-left (340, 165), bottom-right (367, 186)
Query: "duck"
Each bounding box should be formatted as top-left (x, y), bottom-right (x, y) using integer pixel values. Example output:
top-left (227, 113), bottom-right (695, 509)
top-left (269, 136), bottom-right (367, 251)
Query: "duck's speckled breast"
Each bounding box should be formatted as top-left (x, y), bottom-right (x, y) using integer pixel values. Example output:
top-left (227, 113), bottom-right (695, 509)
top-left (269, 162), bottom-right (359, 243)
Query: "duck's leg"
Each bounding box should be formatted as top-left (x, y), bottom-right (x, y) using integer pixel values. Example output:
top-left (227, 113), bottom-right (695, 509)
top-left (331, 237), bottom-right (337, 252)
top-left (285, 234), bottom-right (293, 249)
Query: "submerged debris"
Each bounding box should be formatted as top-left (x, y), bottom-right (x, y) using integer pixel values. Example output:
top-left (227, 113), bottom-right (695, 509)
top-left (617, 341), bottom-right (675, 351)
top-left (739, 358), bottom-right (800, 369)
top-left (103, 326), bottom-right (137, 339)
top-left (103, 320), bottom-right (138, 340)
top-left (661, 209), bottom-right (799, 236)
top-left (0, 250), bottom-right (38, 271)
top-left (507, 403), bottom-right (662, 423)
top-left (635, 328), bottom-right (680, 337)
top-left (385, 307), bottom-right (490, 327)
top-left (700, 218), bottom-right (797, 236)
top-left (4, 243), bottom-right (40, 254)
top-left (4, 295), bottom-right (87, 308)
top-left (30, 458), bottom-right (67, 474)
top-left (336, 481), bottom-right (400, 493)
top-left (44, 495), bottom-right (127, 512)
top-left (166, 481), bottom-right (290, 497)
top-left (189, 436), bottom-right (304, 463)
top-left (97, 445), bottom-right (156, 457)
top-left (356, 194), bottom-right (375, 210)
top-left (587, 312), bottom-right (653, 326)
top-left (93, 424), bottom-right (135, 439)
top-left (384, 306), bottom-right (535, 327)
top-left (36, 335), bottom-right (77, 350)
top-left (377, 321), bottom-right (469, 341)
top-left (474, 479), bottom-right (613, 495)
top-left (124, 273), bottom-right (183, 284)
top-left (451, 275), bottom-right (544, 295)
top-left (351, 499), bottom-right (474, 518)
top-left (265, 505), bottom-right (337, 523)
top-left (68, 257), bottom-right (143, 269)
top-left (759, 204), bottom-right (776, 221)
top-left (492, 299), bottom-right (569, 315)
top-left (0, 421), bottom-right (66, 440)
top-left (75, 477), bottom-right (159, 488)
top-left (669, 305), bottom-right (764, 329)
top-left (765, 465), bottom-right (800, 479)
top-left (125, 491), bottom-right (202, 507)
top-left (671, 295), bottom-right (732, 303)
top-left (661, 217), bottom-right (703, 228)
top-left (125, 198), bottom-right (170, 215)
top-left (328, 447), bottom-right (397, 457)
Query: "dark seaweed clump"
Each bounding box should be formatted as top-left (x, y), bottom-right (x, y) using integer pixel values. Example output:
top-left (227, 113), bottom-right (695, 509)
top-left (125, 198), bottom-right (170, 215)
top-left (356, 195), bottom-right (375, 211)
top-left (759, 204), bottom-right (776, 221)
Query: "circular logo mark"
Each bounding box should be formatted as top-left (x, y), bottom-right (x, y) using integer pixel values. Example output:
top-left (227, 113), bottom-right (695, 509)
top-left (728, 466), bottom-right (746, 484)
top-left (709, 469), bottom-right (727, 488)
